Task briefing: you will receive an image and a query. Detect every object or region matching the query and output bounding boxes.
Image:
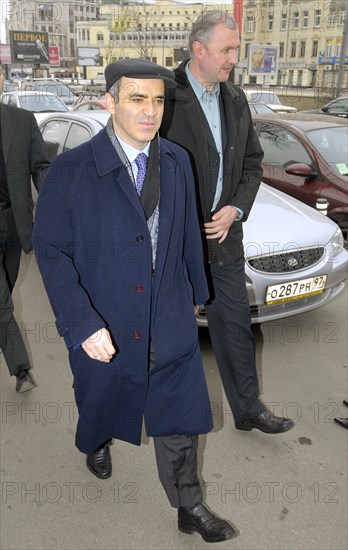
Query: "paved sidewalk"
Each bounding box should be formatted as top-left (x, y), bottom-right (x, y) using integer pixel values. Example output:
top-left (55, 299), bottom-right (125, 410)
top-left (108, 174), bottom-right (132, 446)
top-left (1, 252), bottom-right (347, 550)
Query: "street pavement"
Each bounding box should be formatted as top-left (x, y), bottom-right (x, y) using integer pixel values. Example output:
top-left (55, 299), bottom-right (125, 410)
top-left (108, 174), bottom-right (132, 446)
top-left (1, 251), bottom-right (347, 550)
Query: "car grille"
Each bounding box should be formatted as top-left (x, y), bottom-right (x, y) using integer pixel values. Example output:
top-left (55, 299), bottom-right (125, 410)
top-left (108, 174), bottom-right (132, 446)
top-left (247, 247), bottom-right (325, 273)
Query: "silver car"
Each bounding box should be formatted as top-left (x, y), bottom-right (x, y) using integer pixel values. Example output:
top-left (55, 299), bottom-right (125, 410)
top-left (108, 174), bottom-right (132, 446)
top-left (38, 112), bottom-right (348, 326)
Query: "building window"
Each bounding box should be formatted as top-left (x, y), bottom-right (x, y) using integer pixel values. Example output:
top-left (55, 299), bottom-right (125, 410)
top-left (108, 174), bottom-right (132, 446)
top-left (165, 57), bottom-right (172, 66)
top-left (288, 70), bottom-right (294, 86)
top-left (314, 10), bottom-right (321, 27)
top-left (39, 3), bottom-right (54, 21)
top-left (303, 11), bottom-right (308, 28)
top-left (245, 43), bottom-right (250, 58)
top-left (336, 42), bottom-right (342, 56)
top-left (293, 12), bottom-right (299, 29)
top-left (97, 32), bottom-right (104, 42)
top-left (312, 41), bottom-right (318, 57)
top-left (246, 16), bottom-right (254, 32)
top-left (281, 13), bottom-right (287, 30)
top-left (297, 70), bottom-right (303, 86)
top-left (300, 41), bottom-right (306, 57)
top-left (268, 15), bottom-right (273, 31)
top-left (325, 41), bottom-right (333, 56)
top-left (279, 42), bottom-right (284, 58)
top-left (340, 10), bottom-right (346, 24)
top-left (290, 41), bottom-right (296, 58)
top-left (328, 11), bottom-right (336, 26)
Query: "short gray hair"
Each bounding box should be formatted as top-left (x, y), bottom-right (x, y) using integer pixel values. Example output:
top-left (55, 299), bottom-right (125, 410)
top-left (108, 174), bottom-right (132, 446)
top-left (188, 11), bottom-right (237, 56)
top-left (108, 79), bottom-right (121, 102)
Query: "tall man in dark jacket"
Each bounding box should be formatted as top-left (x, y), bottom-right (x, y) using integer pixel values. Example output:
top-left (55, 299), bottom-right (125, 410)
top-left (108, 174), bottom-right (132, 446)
top-left (161, 11), bottom-right (294, 434)
top-left (33, 59), bottom-right (237, 543)
top-left (0, 63), bottom-right (49, 392)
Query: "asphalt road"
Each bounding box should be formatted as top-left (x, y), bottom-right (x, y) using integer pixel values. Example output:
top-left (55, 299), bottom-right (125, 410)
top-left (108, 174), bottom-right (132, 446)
top-left (1, 252), bottom-right (347, 550)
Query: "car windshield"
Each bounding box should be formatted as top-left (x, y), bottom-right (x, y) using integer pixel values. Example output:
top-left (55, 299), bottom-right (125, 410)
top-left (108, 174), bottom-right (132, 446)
top-left (29, 82), bottom-right (74, 97)
top-left (306, 127), bottom-right (348, 176)
top-left (19, 94), bottom-right (68, 113)
top-left (249, 91), bottom-right (282, 105)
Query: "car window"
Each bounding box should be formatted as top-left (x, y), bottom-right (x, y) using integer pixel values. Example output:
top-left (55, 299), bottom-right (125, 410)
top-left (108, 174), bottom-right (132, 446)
top-left (75, 103), bottom-right (92, 111)
top-left (306, 127), bottom-right (348, 175)
top-left (1, 94), bottom-right (10, 105)
top-left (19, 93), bottom-right (68, 112)
top-left (249, 91), bottom-right (282, 105)
top-left (63, 123), bottom-right (92, 151)
top-left (258, 124), bottom-right (312, 167)
top-left (41, 119), bottom-right (69, 160)
top-left (327, 98), bottom-right (348, 113)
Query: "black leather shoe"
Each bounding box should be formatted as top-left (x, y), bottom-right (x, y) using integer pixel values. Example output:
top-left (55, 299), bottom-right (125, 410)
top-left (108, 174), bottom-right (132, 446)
top-left (15, 370), bottom-right (36, 393)
top-left (334, 418), bottom-right (348, 429)
top-left (86, 442), bottom-right (112, 479)
top-left (178, 503), bottom-right (238, 543)
top-left (235, 410), bottom-right (294, 434)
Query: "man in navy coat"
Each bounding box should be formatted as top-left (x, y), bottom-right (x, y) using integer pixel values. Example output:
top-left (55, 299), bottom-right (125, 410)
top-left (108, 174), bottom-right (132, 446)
top-left (33, 59), bottom-right (237, 543)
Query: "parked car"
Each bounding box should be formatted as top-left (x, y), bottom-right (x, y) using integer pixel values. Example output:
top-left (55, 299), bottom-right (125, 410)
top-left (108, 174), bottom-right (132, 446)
top-left (73, 98), bottom-right (106, 112)
top-left (248, 102), bottom-right (274, 115)
top-left (20, 79), bottom-right (77, 106)
top-left (253, 113), bottom-right (348, 242)
top-left (243, 88), bottom-right (297, 113)
top-left (0, 91), bottom-right (69, 123)
top-left (37, 111), bottom-right (348, 325)
top-left (299, 96), bottom-right (348, 118)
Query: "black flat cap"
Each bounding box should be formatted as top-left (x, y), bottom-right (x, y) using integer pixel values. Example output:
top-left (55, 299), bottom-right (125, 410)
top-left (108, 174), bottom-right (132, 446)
top-left (105, 58), bottom-right (176, 92)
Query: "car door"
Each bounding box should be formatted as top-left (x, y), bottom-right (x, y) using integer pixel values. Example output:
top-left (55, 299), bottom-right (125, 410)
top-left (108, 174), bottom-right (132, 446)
top-left (256, 122), bottom-right (323, 209)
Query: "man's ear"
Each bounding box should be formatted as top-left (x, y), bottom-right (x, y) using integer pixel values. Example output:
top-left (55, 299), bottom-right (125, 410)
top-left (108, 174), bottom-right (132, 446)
top-left (192, 40), bottom-right (205, 58)
top-left (105, 92), bottom-right (116, 115)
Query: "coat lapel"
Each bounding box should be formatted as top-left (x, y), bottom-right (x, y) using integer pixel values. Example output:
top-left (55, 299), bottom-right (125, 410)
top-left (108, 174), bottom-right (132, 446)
top-left (91, 130), bottom-right (146, 222)
top-left (0, 105), bottom-right (16, 163)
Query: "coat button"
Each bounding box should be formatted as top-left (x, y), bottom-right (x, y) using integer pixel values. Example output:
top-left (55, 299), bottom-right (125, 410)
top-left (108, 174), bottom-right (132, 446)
top-left (136, 234), bottom-right (144, 242)
top-left (135, 284), bottom-right (144, 293)
top-left (132, 331), bottom-right (141, 340)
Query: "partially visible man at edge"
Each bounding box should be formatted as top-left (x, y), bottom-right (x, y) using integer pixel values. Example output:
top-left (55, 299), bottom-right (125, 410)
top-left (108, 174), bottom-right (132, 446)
top-left (32, 58), bottom-right (238, 543)
top-left (161, 11), bottom-right (294, 434)
top-left (0, 62), bottom-right (49, 392)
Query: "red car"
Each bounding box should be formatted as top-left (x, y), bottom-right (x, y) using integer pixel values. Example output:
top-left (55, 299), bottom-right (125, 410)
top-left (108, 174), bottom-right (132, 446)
top-left (253, 113), bottom-right (348, 241)
top-left (73, 98), bottom-right (106, 111)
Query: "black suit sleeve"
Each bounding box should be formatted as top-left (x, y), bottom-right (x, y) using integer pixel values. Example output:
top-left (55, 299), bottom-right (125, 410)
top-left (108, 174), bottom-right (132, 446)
top-left (28, 112), bottom-right (50, 192)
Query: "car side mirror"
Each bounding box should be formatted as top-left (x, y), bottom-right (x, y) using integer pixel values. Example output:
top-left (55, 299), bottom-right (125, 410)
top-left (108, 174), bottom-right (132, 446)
top-left (321, 105), bottom-right (328, 112)
top-left (285, 163), bottom-right (317, 179)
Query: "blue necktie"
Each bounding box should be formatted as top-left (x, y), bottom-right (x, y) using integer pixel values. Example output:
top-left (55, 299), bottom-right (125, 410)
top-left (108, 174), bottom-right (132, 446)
top-left (134, 153), bottom-right (148, 196)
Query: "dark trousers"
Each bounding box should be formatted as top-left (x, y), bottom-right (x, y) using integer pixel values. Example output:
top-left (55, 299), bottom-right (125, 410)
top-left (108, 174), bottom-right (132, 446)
top-left (205, 258), bottom-right (265, 421)
top-left (0, 208), bottom-right (31, 376)
top-left (153, 434), bottom-right (202, 508)
top-left (149, 345), bottom-right (203, 508)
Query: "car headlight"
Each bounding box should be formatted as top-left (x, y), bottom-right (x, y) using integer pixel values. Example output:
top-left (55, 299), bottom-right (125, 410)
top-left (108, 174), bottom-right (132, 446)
top-left (330, 226), bottom-right (344, 257)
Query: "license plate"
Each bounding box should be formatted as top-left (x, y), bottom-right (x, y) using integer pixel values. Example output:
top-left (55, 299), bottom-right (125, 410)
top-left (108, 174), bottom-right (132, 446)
top-left (265, 275), bottom-right (327, 305)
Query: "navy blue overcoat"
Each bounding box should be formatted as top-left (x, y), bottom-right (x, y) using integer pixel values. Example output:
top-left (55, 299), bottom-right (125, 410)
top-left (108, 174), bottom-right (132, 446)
top-left (33, 129), bottom-right (213, 453)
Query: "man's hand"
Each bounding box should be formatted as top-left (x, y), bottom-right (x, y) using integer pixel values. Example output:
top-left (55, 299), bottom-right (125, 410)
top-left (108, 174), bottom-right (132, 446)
top-left (82, 328), bottom-right (116, 362)
top-left (203, 205), bottom-right (238, 243)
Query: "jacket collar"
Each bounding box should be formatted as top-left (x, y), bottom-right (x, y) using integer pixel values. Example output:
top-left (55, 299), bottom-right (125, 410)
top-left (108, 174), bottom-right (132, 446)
top-left (174, 59), bottom-right (240, 100)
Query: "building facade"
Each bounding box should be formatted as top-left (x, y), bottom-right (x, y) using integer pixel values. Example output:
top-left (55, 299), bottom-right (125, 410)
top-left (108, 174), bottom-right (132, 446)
top-left (6, 0), bottom-right (101, 74)
top-left (237, 0), bottom-right (348, 90)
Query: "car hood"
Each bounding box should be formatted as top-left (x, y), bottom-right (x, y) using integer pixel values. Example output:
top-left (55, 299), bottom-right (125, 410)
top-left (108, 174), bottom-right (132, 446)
top-left (243, 183), bottom-right (338, 256)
